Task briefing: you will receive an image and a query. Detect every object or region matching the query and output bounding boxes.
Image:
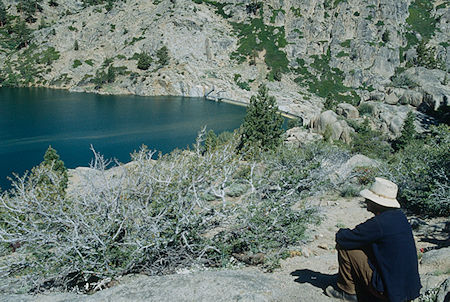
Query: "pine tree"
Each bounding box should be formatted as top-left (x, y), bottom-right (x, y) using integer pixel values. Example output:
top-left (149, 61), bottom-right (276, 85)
top-left (238, 84), bottom-right (283, 153)
top-left (393, 111), bottom-right (416, 151)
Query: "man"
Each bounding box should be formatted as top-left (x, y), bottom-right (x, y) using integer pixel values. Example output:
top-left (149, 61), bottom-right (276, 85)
top-left (326, 177), bottom-right (421, 302)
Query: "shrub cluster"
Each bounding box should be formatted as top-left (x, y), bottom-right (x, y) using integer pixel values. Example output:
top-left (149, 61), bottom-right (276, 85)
top-left (0, 131), bottom-right (353, 293)
top-left (382, 125), bottom-right (450, 217)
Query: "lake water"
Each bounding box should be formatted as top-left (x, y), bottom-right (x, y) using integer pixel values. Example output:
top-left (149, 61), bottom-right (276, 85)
top-left (0, 88), bottom-right (246, 190)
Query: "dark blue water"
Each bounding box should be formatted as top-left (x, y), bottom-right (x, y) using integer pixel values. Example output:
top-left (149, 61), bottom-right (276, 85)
top-left (0, 88), bottom-right (246, 190)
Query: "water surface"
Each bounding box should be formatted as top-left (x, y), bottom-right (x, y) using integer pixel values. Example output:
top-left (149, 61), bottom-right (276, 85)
top-left (0, 88), bottom-right (246, 190)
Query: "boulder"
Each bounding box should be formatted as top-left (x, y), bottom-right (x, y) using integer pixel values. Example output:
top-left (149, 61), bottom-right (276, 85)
top-left (311, 111), bottom-right (354, 143)
top-left (403, 68), bottom-right (450, 111)
top-left (285, 127), bottom-right (322, 147)
top-left (399, 90), bottom-right (423, 107)
top-left (336, 103), bottom-right (359, 119)
top-left (384, 93), bottom-right (399, 105)
top-left (420, 247), bottom-right (450, 273)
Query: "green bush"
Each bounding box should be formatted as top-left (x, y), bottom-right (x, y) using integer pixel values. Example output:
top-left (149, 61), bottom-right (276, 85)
top-left (349, 119), bottom-right (392, 160)
top-left (358, 103), bottom-right (374, 116)
top-left (384, 125), bottom-right (449, 217)
top-left (156, 46), bottom-right (169, 66)
top-left (72, 59), bottom-right (82, 68)
top-left (136, 52), bottom-right (152, 70)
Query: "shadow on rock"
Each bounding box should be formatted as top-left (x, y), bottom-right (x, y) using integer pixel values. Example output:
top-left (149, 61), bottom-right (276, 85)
top-left (291, 269), bottom-right (337, 291)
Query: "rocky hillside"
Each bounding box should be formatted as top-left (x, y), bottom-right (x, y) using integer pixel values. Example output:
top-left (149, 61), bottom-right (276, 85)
top-left (0, 0), bottom-right (449, 130)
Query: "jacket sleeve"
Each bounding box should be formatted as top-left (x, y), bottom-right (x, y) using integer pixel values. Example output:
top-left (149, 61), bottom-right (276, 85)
top-left (336, 216), bottom-right (383, 249)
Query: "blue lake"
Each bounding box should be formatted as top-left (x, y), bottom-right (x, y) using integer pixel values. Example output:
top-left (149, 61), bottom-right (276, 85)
top-left (0, 88), bottom-right (247, 190)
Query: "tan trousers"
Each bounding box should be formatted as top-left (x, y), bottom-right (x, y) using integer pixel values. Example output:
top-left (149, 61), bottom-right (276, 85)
top-left (337, 247), bottom-right (388, 301)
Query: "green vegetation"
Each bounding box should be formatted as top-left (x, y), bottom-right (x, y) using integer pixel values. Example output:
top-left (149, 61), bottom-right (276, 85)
top-left (336, 51), bottom-right (349, 58)
top-left (0, 45), bottom-right (60, 87)
top-left (85, 59), bottom-right (94, 66)
top-left (348, 119), bottom-right (392, 160)
top-left (385, 125), bottom-right (450, 217)
top-left (324, 0), bottom-right (347, 9)
top-left (91, 58), bottom-right (128, 88)
top-left (0, 18), bottom-right (32, 50)
top-left (231, 18), bottom-right (288, 80)
top-left (72, 59), bottom-right (82, 68)
top-left (406, 0), bottom-right (437, 41)
top-left (156, 46), bottom-right (169, 67)
top-left (0, 1), bottom-right (7, 27)
top-left (126, 36), bottom-right (145, 46)
top-left (193, 0), bottom-right (232, 18)
top-left (290, 7), bottom-right (302, 17)
top-left (136, 52), bottom-right (152, 70)
top-left (238, 84), bottom-right (283, 154)
top-left (17, 0), bottom-right (43, 23)
top-left (340, 39), bottom-right (351, 48)
top-left (68, 25), bottom-right (77, 31)
top-left (392, 111), bottom-right (416, 151)
top-left (2, 129), bottom-right (364, 292)
top-left (358, 103), bottom-right (374, 117)
top-left (270, 8), bottom-right (285, 24)
top-left (31, 146), bottom-right (68, 198)
top-left (416, 39), bottom-right (444, 70)
top-left (233, 74), bottom-right (251, 91)
top-left (293, 49), bottom-right (360, 107)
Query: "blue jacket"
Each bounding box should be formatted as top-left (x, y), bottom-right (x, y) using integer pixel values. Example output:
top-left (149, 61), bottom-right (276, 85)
top-left (336, 209), bottom-right (421, 302)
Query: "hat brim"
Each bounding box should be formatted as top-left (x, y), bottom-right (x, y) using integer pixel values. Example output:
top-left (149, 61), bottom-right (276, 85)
top-left (360, 189), bottom-right (400, 208)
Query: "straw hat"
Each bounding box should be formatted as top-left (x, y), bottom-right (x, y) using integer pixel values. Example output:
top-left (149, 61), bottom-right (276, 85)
top-left (360, 177), bottom-right (401, 208)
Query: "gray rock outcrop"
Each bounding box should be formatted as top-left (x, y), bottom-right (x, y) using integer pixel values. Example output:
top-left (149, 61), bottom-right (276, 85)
top-left (311, 110), bottom-right (354, 143)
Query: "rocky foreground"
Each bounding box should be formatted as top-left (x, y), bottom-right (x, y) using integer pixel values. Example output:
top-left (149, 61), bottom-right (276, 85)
top-left (1, 197), bottom-right (448, 302)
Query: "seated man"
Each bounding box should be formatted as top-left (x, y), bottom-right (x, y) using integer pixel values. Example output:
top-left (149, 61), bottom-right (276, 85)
top-left (326, 177), bottom-right (421, 302)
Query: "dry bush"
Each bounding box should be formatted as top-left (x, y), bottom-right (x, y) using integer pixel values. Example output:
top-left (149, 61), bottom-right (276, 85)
top-left (0, 131), bottom-right (352, 293)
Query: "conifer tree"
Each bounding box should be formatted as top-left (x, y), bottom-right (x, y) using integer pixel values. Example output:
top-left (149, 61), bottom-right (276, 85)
top-left (238, 84), bottom-right (283, 153)
top-left (31, 146), bottom-right (68, 198)
top-left (393, 111), bottom-right (416, 151)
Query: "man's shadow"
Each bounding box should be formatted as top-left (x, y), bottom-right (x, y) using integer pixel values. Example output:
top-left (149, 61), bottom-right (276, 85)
top-left (291, 269), bottom-right (336, 292)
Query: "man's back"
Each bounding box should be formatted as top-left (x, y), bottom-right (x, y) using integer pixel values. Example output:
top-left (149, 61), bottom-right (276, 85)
top-left (336, 209), bottom-right (421, 302)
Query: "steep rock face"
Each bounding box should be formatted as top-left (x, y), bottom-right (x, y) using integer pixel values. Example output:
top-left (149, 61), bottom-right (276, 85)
top-left (0, 0), bottom-right (448, 133)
